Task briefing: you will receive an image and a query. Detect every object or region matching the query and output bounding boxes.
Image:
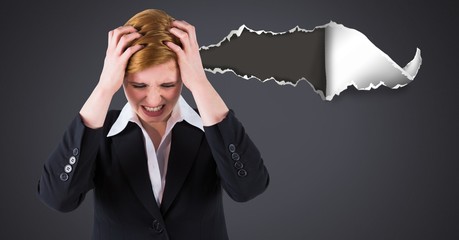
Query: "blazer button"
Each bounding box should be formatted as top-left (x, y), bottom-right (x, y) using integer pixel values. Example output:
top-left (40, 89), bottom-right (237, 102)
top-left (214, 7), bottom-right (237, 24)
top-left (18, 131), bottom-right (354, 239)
top-left (231, 152), bottom-right (240, 161)
top-left (64, 165), bottom-right (72, 173)
top-left (152, 219), bottom-right (163, 233)
top-left (228, 144), bottom-right (236, 153)
top-left (73, 148), bottom-right (79, 156)
top-left (237, 169), bottom-right (248, 177)
top-left (60, 173), bottom-right (69, 181)
top-left (69, 156), bottom-right (77, 165)
top-left (234, 161), bottom-right (244, 169)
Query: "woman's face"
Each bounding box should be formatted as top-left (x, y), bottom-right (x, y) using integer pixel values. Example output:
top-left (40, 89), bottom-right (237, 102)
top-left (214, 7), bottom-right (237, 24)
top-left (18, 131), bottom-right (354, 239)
top-left (124, 59), bottom-right (182, 128)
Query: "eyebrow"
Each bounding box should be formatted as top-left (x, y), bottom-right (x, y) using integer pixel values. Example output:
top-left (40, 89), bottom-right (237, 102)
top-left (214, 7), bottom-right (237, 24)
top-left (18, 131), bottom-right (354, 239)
top-left (127, 81), bottom-right (147, 85)
top-left (126, 80), bottom-right (178, 85)
top-left (161, 80), bottom-right (178, 84)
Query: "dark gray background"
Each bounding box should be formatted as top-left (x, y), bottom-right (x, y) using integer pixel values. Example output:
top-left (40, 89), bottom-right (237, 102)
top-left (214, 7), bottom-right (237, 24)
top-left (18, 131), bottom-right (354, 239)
top-left (1, 0), bottom-right (458, 239)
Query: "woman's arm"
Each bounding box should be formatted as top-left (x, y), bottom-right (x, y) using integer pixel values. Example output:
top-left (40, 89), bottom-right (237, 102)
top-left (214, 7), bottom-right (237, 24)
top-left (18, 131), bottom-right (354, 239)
top-left (204, 110), bottom-right (270, 202)
top-left (38, 115), bottom-right (103, 212)
top-left (38, 26), bottom-right (144, 212)
top-left (166, 21), bottom-right (269, 201)
top-left (80, 26), bottom-right (144, 128)
top-left (165, 20), bottom-right (229, 126)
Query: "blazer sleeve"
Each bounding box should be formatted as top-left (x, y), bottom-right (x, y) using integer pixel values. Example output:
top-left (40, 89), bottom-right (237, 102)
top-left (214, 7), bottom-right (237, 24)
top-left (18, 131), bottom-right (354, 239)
top-left (204, 110), bottom-right (269, 202)
top-left (37, 114), bottom-right (103, 212)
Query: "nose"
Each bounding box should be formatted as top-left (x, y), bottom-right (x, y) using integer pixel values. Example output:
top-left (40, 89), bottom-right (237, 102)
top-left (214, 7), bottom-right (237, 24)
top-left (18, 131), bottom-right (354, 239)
top-left (145, 87), bottom-right (163, 106)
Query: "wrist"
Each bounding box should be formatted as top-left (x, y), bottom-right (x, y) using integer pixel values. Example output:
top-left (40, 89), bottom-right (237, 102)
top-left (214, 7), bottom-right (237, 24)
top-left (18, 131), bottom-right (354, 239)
top-left (186, 76), bottom-right (211, 94)
top-left (94, 81), bottom-right (119, 97)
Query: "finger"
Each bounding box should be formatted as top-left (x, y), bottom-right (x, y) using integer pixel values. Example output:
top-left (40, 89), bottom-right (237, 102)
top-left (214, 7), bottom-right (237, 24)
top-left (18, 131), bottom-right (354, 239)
top-left (115, 32), bottom-right (143, 55)
top-left (110, 26), bottom-right (138, 48)
top-left (171, 20), bottom-right (198, 44)
top-left (108, 30), bottom-right (114, 47)
top-left (108, 26), bottom-right (136, 52)
top-left (120, 44), bottom-right (145, 62)
top-left (164, 41), bottom-right (185, 59)
top-left (169, 27), bottom-right (192, 51)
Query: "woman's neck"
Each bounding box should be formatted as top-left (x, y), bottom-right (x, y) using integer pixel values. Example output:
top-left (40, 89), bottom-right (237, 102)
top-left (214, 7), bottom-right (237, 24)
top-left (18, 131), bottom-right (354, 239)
top-left (141, 121), bottom-right (167, 151)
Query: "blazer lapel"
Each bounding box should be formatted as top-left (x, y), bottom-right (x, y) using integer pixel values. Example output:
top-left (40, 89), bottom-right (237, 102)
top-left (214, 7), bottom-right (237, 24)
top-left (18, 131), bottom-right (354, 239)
top-left (111, 122), bottom-right (163, 220)
top-left (160, 121), bottom-right (203, 215)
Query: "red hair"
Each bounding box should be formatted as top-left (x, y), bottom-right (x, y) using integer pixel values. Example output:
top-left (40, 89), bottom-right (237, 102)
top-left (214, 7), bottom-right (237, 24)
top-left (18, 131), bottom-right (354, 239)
top-left (124, 9), bottom-right (182, 73)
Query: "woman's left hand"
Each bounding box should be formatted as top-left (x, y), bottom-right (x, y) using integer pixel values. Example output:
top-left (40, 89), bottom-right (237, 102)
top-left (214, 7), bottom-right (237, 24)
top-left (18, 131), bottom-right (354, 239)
top-left (165, 20), bottom-right (208, 93)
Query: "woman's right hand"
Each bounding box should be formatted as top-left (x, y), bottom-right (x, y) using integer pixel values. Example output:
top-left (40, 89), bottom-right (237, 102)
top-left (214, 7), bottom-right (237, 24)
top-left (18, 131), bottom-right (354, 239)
top-left (98, 26), bottom-right (144, 95)
top-left (79, 26), bottom-right (143, 129)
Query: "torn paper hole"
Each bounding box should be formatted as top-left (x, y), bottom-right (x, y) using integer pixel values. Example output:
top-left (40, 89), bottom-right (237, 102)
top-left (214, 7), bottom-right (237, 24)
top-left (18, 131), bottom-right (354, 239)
top-left (200, 22), bottom-right (422, 101)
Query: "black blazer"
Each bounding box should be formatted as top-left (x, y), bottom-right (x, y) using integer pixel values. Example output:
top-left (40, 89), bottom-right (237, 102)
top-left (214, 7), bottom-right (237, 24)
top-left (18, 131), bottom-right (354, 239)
top-left (38, 110), bottom-right (269, 240)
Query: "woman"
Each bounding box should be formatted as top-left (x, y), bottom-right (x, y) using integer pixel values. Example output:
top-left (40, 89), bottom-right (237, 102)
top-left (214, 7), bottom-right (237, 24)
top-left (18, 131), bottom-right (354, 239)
top-left (37, 9), bottom-right (269, 240)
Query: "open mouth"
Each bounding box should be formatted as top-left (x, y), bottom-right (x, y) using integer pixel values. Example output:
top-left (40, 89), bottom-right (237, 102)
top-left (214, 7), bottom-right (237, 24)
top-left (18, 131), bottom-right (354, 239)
top-left (142, 104), bottom-right (165, 117)
top-left (143, 105), bottom-right (164, 112)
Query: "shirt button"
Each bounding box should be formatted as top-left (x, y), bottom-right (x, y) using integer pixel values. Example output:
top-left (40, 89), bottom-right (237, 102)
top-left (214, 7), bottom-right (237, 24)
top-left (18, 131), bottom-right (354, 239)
top-left (231, 152), bottom-right (240, 161)
top-left (64, 165), bottom-right (72, 173)
top-left (69, 156), bottom-right (77, 165)
top-left (228, 144), bottom-right (236, 153)
top-left (237, 169), bottom-right (248, 177)
top-left (234, 161), bottom-right (244, 169)
top-left (73, 148), bottom-right (79, 156)
top-left (60, 173), bottom-right (69, 181)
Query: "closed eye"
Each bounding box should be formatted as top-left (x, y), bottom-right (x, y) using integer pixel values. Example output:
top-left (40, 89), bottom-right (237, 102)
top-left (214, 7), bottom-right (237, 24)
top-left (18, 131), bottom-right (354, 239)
top-left (161, 83), bottom-right (176, 88)
top-left (131, 83), bottom-right (147, 88)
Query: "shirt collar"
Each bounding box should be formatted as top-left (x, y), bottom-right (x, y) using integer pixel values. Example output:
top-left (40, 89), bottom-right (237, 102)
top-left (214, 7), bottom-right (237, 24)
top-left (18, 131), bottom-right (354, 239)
top-left (107, 96), bottom-right (204, 137)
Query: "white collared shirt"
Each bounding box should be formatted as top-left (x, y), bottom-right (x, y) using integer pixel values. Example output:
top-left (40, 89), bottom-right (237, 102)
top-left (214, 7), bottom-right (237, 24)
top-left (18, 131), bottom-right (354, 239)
top-left (107, 96), bottom-right (204, 206)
